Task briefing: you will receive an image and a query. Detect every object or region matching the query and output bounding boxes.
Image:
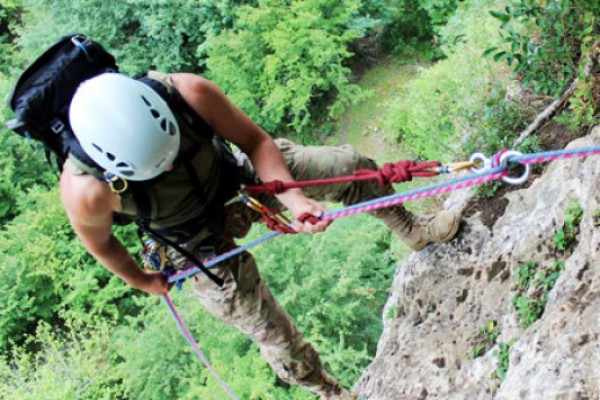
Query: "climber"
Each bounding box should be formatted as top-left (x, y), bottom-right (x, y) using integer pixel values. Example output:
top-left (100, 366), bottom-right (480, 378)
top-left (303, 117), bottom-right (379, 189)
top-left (60, 71), bottom-right (461, 399)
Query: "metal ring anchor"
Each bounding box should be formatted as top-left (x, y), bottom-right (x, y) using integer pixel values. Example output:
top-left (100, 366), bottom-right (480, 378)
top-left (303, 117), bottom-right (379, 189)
top-left (499, 150), bottom-right (531, 185)
top-left (469, 152), bottom-right (492, 174)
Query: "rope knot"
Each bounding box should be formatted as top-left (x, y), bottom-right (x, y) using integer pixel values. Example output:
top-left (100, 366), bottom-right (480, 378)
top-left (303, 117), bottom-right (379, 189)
top-left (297, 212), bottom-right (321, 226)
top-left (355, 160), bottom-right (441, 186)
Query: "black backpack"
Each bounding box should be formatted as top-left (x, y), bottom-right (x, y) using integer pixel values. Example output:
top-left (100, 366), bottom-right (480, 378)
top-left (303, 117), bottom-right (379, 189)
top-left (6, 34), bottom-right (238, 286)
top-left (6, 34), bottom-right (117, 170)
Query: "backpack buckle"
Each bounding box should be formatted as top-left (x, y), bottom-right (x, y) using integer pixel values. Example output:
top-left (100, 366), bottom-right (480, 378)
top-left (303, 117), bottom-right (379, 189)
top-left (50, 118), bottom-right (65, 135)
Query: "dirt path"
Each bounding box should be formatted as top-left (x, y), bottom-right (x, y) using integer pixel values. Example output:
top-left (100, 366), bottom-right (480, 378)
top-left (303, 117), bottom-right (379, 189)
top-left (335, 58), bottom-right (445, 212)
top-left (336, 60), bottom-right (420, 163)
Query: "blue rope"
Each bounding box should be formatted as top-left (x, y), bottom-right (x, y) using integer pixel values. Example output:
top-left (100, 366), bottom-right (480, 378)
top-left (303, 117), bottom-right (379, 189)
top-left (169, 166), bottom-right (505, 284)
top-left (324, 166), bottom-right (506, 220)
top-left (169, 145), bottom-right (600, 284)
top-left (169, 231), bottom-right (281, 282)
top-left (164, 144), bottom-right (600, 399)
top-left (162, 295), bottom-right (240, 399)
top-left (509, 145), bottom-right (600, 163)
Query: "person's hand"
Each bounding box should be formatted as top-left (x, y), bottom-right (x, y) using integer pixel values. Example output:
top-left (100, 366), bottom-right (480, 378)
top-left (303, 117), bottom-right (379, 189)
top-left (137, 270), bottom-right (172, 296)
top-left (278, 190), bottom-right (331, 234)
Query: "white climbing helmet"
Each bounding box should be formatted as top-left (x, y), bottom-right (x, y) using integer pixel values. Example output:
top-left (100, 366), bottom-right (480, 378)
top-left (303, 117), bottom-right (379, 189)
top-left (69, 73), bottom-right (180, 181)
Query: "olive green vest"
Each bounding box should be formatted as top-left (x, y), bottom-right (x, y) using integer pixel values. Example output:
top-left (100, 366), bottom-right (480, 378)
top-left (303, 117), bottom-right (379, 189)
top-left (64, 71), bottom-right (239, 242)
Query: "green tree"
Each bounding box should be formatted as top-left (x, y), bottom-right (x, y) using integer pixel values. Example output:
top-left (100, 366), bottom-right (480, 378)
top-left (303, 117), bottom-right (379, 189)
top-left (0, 74), bottom-right (55, 226)
top-left (0, 318), bottom-right (125, 400)
top-left (206, 0), bottom-right (363, 140)
top-left (15, 0), bottom-right (253, 74)
top-left (0, 0), bottom-right (23, 72)
top-left (487, 0), bottom-right (600, 97)
top-left (0, 187), bottom-right (139, 351)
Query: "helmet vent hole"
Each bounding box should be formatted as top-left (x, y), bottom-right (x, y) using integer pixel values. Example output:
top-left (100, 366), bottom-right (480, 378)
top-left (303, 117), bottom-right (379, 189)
top-left (92, 143), bottom-right (103, 153)
top-left (106, 152), bottom-right (116, 162)
top-left (154, 157), bottom-right (168, 170)
top-left (167, 121), bottom-right (176, 136)
top-left (150, 109), bottom-right (160, 119)
top-left (120, 170), bottom-right (134, 177)
top-left (141, 96), bottom-right (152, 107)
top-left (116, 162), bottom-right (129, 168)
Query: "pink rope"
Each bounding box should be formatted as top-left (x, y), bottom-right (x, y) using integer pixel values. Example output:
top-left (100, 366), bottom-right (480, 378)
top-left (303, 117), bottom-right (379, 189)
top-left (322, 171), bottom-right (507, 221)
top-left (163, 294), bottom-right (240, 400)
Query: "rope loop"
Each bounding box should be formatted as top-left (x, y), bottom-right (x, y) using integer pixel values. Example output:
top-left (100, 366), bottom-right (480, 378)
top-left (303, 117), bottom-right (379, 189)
top-left (297, 212), bottom-right (321, 226)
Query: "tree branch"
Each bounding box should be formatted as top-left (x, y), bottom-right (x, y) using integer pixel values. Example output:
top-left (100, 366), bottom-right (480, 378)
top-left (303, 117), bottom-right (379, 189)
top-left (512, 42), bottom-right (600, 149)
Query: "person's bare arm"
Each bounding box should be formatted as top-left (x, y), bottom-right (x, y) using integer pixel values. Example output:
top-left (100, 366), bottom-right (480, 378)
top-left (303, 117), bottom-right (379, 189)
top-left (60, 171), bottom-right (169, 295)
top-left (172, 73), bottom-right (330, 233)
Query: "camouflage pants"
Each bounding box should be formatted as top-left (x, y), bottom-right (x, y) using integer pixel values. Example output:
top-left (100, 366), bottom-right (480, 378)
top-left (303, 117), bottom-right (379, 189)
top-left (185, 139), bottom-right (399, 396)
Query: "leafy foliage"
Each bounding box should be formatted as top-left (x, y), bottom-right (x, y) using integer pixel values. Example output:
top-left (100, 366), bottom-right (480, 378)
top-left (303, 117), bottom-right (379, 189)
top-left (469, 320), bottom-right (500, 359)
top-left (0, 0), bottom-right (22, 73)
top-left (491, 341), bottom-right (511, 383)
top-left (206, 0), bottom-right (364, 140)
top-left (0, 318), bottom-right (124, 400)
top-left (511, 203), bottom-right (582, 328)
top-left (0, 187), bottom-right (140, 351)
top-left (372, 0), bottom-right (434, 54)
top-left (552, 201), bottom-right (583, 254)
top-left (16, 0), bottom-right (252, 75)
top-left (486, 0), bottom-right (599, 97)
top-left (0, 75), bottom-right (55, 226)
top-left (383, 0), bottom-right (513, 160)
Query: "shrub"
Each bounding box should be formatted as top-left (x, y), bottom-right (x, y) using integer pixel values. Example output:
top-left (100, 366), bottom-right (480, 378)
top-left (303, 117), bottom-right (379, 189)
top-left (15, 0), bottom-right (251, 75)
top-left (0, 318), bottom-right (124, 400)
top-left (486, 0), bottom-right (599, 98)
top-left (206, 0), bottom-right (363, 141)
top-left (383, 0), bottom-right (513, 160)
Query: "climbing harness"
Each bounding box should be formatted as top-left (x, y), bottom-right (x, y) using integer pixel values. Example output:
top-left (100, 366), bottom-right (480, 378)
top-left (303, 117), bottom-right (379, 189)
top-left (163, 145), bottom-right (600, 400)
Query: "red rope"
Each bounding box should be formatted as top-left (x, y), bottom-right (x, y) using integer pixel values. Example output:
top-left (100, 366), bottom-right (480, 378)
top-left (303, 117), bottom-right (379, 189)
top-left (244, 160), bottom-right (441, 195)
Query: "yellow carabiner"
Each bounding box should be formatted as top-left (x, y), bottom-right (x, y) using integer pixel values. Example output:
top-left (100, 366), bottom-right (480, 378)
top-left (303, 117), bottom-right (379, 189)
top-left (239, 191), bottom-right (266, 213)
top-left (104, 172), bottom-right (129, 195)
top-left (446, 160), bottom-right (478, 173)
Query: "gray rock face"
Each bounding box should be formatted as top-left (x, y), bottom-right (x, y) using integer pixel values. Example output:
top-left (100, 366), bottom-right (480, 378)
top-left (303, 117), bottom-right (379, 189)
top-left (355, 127), bottom-right (600, 400)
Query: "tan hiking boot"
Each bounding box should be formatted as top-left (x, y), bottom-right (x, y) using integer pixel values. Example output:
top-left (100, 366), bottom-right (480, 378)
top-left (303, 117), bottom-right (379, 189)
top-left (321, 388), bottom-right (357, 400)
top-left (378, 206), bottom-right (462, 251)
top-left (315, 373), bottom-right (356, 400)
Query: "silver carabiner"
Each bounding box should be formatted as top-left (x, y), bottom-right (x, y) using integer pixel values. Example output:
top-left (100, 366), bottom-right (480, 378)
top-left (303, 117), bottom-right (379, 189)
top-left (469, 152), bottom-right (493, 174)
top-left (499, 150), bottom-right (531, 185)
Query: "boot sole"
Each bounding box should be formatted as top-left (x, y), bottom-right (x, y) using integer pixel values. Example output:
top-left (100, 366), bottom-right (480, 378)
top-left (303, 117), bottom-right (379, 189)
top-left (410, 211), bottom-right (462, 251)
